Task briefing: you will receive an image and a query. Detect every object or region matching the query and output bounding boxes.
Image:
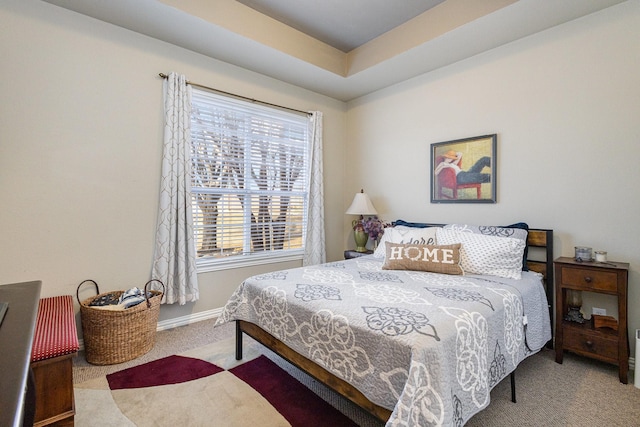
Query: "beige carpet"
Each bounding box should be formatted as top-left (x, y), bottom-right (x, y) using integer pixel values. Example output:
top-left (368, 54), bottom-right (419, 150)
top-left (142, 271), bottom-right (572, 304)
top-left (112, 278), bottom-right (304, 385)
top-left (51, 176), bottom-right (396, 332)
top-left (467, 348), bottom-right (640, 426)
top-left (73, 320), bottom-right (640, 426)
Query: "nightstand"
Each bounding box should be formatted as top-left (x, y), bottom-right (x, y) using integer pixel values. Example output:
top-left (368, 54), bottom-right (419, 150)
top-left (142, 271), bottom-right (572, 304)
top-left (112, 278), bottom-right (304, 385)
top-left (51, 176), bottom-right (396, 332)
top-left (344, 249), bottom-right (373, 259)
top-left (554, 256), bottom-right (630, 383)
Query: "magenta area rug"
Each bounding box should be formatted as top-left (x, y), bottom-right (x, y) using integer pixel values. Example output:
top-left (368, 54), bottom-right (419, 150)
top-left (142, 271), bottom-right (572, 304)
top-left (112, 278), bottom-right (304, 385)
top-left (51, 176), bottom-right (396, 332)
top-left (78, 353), bottom-right (358, 426)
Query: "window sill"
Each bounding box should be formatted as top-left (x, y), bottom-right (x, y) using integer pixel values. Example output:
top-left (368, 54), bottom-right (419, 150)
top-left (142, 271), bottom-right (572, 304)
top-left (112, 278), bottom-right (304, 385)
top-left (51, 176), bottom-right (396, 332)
top-left (196, 251), bottom-right (304, 273)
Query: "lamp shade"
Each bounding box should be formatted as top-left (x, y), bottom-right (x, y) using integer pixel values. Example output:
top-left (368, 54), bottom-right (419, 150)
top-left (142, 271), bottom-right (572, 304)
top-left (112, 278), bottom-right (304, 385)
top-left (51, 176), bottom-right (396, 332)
top-left (346, 190), bottom-right (377, 215)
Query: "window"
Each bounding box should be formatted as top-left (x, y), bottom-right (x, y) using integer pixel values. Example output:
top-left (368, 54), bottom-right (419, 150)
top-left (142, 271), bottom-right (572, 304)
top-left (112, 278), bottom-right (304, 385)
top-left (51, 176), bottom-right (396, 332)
top-left (190, 89), bottom-right (310, 271)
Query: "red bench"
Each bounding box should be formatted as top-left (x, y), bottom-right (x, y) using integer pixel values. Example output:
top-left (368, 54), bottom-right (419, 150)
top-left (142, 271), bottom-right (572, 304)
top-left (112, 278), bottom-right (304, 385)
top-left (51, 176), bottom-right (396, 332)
top-left (31, 295), bottom-right (79, 427)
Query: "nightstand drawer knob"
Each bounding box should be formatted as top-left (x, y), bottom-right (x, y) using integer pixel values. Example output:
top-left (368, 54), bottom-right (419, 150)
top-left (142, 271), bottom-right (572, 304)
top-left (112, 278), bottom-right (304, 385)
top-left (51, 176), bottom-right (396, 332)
top-left (585, 340), bottom-right (594, 348)
top-left (584, 276), bottom-right (592, 283)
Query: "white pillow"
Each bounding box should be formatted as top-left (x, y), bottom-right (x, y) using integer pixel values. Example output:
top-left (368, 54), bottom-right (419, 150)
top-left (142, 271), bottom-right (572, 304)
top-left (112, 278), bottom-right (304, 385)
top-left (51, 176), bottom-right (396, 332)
top-left (435, 228), bottom-right (526, 279)
top-left (373, 228), bottom-right (394, 258)
top-left (373, 226), bottom-right (439, 258)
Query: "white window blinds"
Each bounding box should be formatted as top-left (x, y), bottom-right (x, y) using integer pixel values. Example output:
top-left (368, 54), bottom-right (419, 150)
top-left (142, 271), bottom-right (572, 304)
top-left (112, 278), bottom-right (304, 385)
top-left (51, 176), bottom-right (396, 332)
top-left (190, 89), bottom-right (310, 266)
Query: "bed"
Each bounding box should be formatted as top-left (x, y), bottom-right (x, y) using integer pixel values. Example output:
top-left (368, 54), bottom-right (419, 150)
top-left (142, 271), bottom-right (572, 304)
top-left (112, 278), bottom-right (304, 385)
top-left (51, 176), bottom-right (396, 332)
top-left (216, 223), bottom-right (553, 426)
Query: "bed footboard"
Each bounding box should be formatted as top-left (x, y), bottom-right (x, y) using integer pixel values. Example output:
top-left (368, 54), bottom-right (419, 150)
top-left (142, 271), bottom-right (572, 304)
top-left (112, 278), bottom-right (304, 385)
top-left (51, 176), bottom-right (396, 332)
top-left (235, 319), bottom-right (392, 422)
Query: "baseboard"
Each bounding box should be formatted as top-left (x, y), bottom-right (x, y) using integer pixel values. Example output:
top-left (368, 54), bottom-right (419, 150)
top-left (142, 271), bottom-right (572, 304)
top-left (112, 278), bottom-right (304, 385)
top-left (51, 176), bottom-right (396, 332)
top-left (78, 307), bottom-right (223, 350)
top-left (156, 307), bottom-right (223, 331)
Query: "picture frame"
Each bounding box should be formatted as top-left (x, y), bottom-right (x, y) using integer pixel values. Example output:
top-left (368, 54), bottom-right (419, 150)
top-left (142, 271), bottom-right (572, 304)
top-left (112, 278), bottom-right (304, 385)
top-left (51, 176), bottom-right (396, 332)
top-left (430, 134), bottom-right (497, 203)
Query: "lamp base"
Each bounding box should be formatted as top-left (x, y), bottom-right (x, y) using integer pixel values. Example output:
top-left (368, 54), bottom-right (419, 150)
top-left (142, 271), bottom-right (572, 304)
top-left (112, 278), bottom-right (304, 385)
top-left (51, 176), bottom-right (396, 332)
top-left (564, 306), bottom-right (585, 324)
top-left (353, 227), bottom-right (369, 253)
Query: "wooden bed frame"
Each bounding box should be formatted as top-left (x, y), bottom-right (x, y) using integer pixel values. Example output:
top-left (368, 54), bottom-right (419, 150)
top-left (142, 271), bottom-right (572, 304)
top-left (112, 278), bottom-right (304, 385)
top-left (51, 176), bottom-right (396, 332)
top-left (235, 228), bottom-right (554, 422)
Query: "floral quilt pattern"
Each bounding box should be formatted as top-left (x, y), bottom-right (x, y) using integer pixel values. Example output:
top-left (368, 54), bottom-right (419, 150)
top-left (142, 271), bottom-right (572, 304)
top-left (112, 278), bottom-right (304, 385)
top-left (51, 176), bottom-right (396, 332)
top-left (216, 256), bottom-right (551, 426)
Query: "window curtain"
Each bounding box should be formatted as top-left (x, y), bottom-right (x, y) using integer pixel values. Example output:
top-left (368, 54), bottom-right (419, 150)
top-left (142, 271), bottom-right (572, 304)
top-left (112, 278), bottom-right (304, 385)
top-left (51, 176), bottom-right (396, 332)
top-left (303, 111), bottom-right (326, 266)
top-left (152, 72), bottom-right (199, 304)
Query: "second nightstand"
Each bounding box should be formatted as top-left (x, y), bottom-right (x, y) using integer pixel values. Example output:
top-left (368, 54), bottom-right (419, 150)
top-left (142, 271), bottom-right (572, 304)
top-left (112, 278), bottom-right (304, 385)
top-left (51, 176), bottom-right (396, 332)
top-left (554, 256), bottom-right (630, 383)
top-left (344, 249), bottom-right (373, 259)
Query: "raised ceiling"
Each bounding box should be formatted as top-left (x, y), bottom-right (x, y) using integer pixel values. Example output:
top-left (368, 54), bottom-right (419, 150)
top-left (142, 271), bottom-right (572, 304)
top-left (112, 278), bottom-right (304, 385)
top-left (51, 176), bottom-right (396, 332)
top-left (43, 0), bottom-right (626, 101)
top-left (236, 0), bottom-right (447, 52)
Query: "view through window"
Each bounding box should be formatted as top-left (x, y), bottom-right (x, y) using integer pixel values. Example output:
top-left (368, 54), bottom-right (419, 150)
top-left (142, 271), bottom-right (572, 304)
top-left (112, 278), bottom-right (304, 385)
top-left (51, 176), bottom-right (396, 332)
top-left (190, 89), bottom-right (310, 269)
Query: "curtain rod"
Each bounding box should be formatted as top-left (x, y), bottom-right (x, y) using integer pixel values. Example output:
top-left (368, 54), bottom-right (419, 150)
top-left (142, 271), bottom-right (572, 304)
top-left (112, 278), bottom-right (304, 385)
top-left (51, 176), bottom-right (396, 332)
top-left (158, 73), bottom-right (310, 116)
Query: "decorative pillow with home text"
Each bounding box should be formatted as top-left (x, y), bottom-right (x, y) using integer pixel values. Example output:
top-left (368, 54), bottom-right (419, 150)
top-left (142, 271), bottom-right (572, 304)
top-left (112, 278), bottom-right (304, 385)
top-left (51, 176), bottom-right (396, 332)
top-left (382, 242), bottom-right (463, 275)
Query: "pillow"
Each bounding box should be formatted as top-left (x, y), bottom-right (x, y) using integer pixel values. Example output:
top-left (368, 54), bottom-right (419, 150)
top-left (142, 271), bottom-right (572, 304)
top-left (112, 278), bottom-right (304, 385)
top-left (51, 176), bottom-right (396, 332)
top-left (443, 223), bottom-right (529, 271)
top-left (373, 226), bottom-right (439, 258)
top-left (503, 222), bottom-right (529, 271)
top-left (382, 242), bottom-right (463, 275)
top-left (392, 219), bottom-right (435, 228)
top-left (436, 228), bottom-right (526, 279)
top-left (373, 227), bottom-right (394, 258)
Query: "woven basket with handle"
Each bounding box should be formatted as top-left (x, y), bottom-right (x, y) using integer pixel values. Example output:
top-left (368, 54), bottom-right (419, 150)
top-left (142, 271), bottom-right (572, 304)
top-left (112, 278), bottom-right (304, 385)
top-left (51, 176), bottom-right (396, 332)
top-left (76, 279), bottom-right (164, 365)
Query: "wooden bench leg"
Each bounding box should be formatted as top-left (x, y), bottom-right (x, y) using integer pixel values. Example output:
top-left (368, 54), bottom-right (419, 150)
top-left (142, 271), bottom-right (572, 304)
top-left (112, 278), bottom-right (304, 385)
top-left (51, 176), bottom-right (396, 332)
top-left (32, 354), bottom-right (76, 427)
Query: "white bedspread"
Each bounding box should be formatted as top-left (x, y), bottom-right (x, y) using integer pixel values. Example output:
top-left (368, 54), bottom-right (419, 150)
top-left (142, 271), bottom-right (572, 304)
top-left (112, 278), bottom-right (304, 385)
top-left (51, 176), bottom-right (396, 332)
top-left (216, 255), bottom-right (551, 426)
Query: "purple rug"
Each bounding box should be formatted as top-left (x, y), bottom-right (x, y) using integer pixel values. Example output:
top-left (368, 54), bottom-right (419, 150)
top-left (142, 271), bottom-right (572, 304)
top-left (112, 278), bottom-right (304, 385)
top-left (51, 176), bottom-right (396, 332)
top-left (107, 355), bottom-right (223, 389)
top-left (105, 354), bottom-right (358, 427)
top-left (230, 355), bottom-right (358, 426)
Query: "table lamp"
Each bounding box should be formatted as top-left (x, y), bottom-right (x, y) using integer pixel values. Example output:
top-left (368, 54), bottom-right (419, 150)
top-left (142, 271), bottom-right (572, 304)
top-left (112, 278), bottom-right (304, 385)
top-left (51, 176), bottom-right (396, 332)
top-left (346, 189), bottom-right (377, 252)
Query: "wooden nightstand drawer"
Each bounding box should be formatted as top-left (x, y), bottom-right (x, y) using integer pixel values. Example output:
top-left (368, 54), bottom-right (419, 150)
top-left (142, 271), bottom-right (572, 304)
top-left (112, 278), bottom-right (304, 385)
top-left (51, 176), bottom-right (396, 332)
top-left (560, 266), bottom-right (617, 292)
top-left (563, 325), bottom-right (618, 362)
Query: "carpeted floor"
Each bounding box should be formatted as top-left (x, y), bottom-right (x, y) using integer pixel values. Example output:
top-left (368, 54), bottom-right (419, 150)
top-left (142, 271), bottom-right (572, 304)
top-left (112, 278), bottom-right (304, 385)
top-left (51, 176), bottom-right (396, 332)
top-left (76, 345), bottom-right (359, 426)
top-left (74, 321), bottom-right (382, 427)
top-left (73, 319), bottom-right (640, 426)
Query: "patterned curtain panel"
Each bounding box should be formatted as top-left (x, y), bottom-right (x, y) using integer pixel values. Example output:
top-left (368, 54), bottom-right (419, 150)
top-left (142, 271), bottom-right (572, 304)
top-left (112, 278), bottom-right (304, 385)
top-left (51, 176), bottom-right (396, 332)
top-left (152, 72), bottom-right (199, 304)
top-left (303, 111), bottom-right (326, 266)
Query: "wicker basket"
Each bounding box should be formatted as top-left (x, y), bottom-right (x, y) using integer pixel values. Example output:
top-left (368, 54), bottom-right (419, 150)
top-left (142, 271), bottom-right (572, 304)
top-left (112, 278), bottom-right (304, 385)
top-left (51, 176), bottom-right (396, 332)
top-left (76, 279), bottom-right (164, 365)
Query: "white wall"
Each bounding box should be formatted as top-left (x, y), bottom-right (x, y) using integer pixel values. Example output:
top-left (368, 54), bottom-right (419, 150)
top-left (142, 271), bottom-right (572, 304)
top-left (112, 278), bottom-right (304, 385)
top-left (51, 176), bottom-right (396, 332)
top-left (0, 0), bottom-right (347, 323)
top-left (2, 0), bottom-right (638, 358)
top-left (347, 1), bottom-right (640, 354)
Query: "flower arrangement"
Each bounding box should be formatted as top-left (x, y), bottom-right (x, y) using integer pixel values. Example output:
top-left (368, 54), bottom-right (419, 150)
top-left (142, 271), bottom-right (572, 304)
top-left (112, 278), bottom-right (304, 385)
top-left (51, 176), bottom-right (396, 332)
top-left (362, 216), bottom-right (385, 243)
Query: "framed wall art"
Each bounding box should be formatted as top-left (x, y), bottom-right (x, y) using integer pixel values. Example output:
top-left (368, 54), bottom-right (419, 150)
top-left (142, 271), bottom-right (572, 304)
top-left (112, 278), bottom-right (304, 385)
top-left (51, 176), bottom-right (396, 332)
top-left (430, 134), bottom-right (497, 203)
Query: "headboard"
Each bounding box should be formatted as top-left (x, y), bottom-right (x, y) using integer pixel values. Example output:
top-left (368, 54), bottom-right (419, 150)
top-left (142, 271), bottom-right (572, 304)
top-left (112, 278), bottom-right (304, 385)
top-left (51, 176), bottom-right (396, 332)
top-left (524, 228), bottom-right (554, 346)
top-left (525, 228), bottom-right (554, 284)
